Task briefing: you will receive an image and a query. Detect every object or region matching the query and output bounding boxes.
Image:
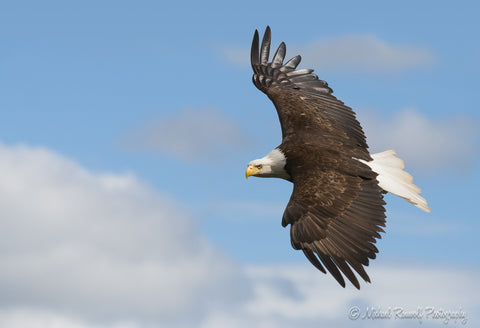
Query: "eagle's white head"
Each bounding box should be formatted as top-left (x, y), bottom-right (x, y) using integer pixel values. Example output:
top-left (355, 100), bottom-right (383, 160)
top-left (246, 148), bottom-right (290, 180)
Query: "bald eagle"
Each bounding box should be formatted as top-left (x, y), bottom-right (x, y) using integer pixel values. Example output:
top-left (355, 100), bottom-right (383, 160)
top-left (246, 26), bottom-right (429, 289)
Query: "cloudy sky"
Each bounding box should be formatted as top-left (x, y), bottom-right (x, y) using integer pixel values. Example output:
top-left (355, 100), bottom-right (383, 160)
top-left (1, 0), bottom-right (479, 327)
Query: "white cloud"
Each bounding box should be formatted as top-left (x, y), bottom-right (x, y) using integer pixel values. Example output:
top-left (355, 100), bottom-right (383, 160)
top-left (0, 141), bottom-right (477, 328)
top-left (224, 35), bottom-right (435, 74)
top-left (204, 199), bottom-right (285, 220)
top-left (2, 264), bottom-right (477, 328)
top-left (301, 35), bottom-right (435, 74)
top-left (231, 264), bottom-right (478, 328)
top-left (0, 142), bottom-right (250, 325)
top-left (358, 108), bottom-right (479, 173)
top-left (0, 309), bottom-right (120, 328)
top-left (122, 108), bottom-right (248, 161)
top-left (222, 46), bottom-right (247, 67)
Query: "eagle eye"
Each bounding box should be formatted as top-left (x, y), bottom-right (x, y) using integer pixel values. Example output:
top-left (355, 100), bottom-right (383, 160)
top-left (256, 164), bottom-right (263, 169)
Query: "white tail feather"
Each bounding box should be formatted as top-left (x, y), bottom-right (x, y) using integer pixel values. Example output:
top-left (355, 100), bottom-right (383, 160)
top-left (357, 150), bottom-right (430, 212)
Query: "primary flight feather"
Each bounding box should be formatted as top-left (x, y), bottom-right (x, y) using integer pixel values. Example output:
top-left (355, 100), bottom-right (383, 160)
top-left (246, 26), bottom-right (430, 289)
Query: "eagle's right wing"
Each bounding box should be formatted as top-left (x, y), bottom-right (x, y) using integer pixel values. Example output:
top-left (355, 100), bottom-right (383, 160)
top-left (251, 26), bottom-right (371, 162)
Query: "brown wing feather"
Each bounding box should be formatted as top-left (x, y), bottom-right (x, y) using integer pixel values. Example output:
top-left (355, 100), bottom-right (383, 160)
top-left (283, 162), bottom-right (386, 289)
top-left (251, 26), bottom-right (370, 161)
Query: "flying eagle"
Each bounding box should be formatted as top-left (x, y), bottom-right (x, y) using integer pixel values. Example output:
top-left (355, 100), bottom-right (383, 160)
top-left (246, 26), bottom-right (430, 289)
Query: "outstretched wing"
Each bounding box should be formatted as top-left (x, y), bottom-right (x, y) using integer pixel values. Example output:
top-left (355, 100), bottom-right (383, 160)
top-left (251, 27), bottom-right (387, 288)
top-left (251, 26), bottom-right (370, 161)
top-left (282, 156), bottom-right (386, 289)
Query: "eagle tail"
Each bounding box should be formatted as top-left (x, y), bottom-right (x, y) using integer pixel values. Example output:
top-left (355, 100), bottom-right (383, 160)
top-left (359, 150), bottom-right (430, 212)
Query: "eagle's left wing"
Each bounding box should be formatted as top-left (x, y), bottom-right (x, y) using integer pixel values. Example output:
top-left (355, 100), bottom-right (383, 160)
top-left (282, 157), bottom-right (386, 289)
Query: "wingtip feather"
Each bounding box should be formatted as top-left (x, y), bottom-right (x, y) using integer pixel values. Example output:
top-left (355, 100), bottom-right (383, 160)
top-left (250, 26), bottom-right (332, 94)
top-left (272, 42), bottom-right (286, 68)
top-left (260, 26), bottom-right (271, 64)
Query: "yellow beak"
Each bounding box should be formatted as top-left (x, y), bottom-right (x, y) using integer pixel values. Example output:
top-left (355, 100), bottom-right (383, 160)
top-left (245, 164), bottom-right (261, 179)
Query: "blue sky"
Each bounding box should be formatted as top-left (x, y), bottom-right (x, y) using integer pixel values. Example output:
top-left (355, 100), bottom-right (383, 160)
top-left (1, 1), bottom-right (479, 327)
